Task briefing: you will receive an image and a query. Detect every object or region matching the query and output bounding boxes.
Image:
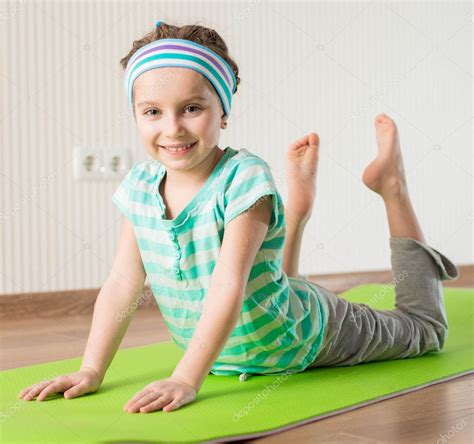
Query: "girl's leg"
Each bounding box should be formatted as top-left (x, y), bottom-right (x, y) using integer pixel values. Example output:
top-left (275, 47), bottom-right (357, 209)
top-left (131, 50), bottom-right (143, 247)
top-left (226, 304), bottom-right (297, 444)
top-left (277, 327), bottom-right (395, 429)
top-left (308, 114), bottom-right (459, 368)
top-left (283, 218), bottom-right (307, 278)
top-left (283, 133), bottom-right (319, 278)
top-left (362, 113), bottom-right (425, 242)
top-left (282, 115), bottom-right (426, 276)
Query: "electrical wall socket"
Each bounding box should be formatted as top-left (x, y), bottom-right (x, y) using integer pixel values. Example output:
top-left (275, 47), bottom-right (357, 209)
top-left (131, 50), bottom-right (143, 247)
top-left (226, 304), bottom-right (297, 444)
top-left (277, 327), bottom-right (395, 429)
top-left (73, 146), bottom-right (132, 181)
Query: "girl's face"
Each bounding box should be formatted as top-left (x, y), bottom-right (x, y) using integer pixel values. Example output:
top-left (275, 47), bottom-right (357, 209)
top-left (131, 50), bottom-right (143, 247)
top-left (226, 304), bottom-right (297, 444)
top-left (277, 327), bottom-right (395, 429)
top-left (133, 67), bottom-right (227, 171)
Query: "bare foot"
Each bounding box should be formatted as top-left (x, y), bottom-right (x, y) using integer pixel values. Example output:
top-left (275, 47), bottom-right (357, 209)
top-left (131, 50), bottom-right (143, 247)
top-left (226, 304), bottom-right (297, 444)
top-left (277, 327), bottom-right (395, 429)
top-left (285, 132), bottom-right (319, 225)
top-left (362, 114), bottom-right (409, 201)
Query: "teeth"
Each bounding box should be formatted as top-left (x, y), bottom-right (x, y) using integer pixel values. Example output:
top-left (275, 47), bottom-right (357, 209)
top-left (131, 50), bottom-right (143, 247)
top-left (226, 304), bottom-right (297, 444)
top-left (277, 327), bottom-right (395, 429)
top-left (164, 143), bottom-right (194, 152)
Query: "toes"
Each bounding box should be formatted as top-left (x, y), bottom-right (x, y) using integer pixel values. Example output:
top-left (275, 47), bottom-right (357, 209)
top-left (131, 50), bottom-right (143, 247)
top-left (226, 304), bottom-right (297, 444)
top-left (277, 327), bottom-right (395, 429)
top-left (375, 113), bottom-right (395, 126)
top-left (289, 133), bottom-right (320, 150)
top-left (294, 136), bottom-right (308, 148)
top-left (374, 114), bottom-right (399, 138)
top-left (308, 132), bottom-right (319, 147)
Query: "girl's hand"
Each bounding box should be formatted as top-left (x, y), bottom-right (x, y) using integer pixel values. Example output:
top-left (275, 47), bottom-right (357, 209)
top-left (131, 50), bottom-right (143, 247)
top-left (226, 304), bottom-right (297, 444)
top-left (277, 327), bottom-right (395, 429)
top-left (124, 376), bottom-right (197, 413)
top-left (18, 367), bottom-right (102, 402)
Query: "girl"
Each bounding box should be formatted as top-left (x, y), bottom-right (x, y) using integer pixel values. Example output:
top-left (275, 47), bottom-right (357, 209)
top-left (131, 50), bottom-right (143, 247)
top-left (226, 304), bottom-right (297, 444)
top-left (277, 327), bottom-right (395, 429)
top-left (18, 21), bottom-right (459, 414)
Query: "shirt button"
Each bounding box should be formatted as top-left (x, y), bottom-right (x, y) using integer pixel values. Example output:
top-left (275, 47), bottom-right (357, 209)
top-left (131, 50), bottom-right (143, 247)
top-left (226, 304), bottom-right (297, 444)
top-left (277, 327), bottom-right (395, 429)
top-left (168, 232), bottom-right (176, 240)
top-left (175, 251), bottom-right (181, 259)
top-left (173, 267), bottom-right (180, 274)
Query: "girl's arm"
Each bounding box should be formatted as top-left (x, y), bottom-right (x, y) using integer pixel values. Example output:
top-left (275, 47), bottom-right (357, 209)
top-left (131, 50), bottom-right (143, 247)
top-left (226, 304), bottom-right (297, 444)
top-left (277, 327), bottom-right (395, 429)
top-left (79, 217), bottom-right (147, 382)
top-left (171, 196), bottom-right (273, 391)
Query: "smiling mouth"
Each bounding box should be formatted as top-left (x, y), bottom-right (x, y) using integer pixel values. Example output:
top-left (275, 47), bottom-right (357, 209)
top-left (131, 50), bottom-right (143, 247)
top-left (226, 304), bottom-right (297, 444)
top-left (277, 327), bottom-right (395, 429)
top-left (159, 141), bottom-right (197, 153)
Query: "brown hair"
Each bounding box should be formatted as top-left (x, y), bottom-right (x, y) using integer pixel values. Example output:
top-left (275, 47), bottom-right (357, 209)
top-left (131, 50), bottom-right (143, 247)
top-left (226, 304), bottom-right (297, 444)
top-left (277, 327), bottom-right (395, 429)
top-left (120, 22), bottom-right (241, 95)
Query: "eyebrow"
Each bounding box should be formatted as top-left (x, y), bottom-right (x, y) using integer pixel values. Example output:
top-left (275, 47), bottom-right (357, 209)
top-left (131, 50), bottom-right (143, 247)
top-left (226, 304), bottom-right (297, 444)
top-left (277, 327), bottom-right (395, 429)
top-left (136, 96), bottom-right (209, 108)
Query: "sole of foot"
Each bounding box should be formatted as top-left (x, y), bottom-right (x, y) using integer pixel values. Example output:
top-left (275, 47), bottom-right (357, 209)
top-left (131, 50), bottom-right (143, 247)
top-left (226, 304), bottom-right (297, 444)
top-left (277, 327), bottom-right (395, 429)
top-left (362, 113), bottom-right (409, 201)
top-left (285, 132), bottom-right (320, 225)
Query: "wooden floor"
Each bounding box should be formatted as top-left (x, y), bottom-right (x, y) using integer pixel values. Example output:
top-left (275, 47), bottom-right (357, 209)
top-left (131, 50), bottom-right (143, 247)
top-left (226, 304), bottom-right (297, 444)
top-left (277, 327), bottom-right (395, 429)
top-left (1, 266), bottom-right (473, 443)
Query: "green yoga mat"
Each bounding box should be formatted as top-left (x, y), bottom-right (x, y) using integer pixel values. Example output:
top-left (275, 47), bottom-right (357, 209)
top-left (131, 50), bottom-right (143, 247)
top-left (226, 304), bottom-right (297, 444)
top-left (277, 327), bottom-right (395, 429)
top-left (2, 285), bottom-right (473, 443)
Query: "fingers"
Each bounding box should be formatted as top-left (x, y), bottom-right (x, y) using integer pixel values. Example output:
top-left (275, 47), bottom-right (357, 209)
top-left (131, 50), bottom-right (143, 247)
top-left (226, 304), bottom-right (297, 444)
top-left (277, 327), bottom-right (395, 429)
top-left (144, 395), bottom-right (176, 413)
top-left (136, 394), bottom-right (173, 413)
top-left (123, 388), bottom-right (153, 411)
top-left (125, 391), bottom-right (168, 413)
top-left (63, 379), bottom-right (88, 399)
top-left (35, 377), bottom-right (71, 402)
top-left (162, 398), bottom-right (182, 412)
top-left (19, 386), bottom-right (32, 398)
top-left (19, 380), bottom-right (53, 400)
top-left (124, 380), bottom-right (196, 413)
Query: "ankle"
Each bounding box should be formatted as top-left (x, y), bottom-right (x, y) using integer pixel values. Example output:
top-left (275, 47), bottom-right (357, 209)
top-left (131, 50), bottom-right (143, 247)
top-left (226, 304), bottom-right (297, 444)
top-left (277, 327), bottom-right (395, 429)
top-left (381, 185), bottom-right (410, 206)
top-left (285, 211), bottom-right (310, 229)
top-left (285, 204), bottom-right (313, 227)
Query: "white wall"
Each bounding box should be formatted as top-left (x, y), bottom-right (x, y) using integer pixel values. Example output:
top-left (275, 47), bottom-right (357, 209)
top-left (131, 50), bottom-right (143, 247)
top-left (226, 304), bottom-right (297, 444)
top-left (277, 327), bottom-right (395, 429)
top-left (1, 0), bottom-right (472, 294)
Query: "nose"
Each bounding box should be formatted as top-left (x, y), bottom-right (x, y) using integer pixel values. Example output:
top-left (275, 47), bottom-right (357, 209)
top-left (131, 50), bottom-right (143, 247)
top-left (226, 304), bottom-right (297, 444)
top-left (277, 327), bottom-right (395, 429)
top-left (161, 113), bottom-right (186, 138)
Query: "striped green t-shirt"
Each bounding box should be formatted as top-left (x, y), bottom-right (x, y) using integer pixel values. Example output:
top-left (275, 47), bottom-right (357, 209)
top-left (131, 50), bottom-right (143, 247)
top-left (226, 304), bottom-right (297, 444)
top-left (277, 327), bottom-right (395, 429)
top-left (112, 146), bottom-right (329, 377)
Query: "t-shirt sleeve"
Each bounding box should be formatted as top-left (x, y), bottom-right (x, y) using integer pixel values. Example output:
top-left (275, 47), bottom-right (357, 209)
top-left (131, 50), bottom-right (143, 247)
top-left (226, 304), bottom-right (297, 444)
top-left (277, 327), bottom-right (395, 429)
top-left (223, 157), bottom-right (282, 231)
top-left (111, 161), bottom-right (142, 220)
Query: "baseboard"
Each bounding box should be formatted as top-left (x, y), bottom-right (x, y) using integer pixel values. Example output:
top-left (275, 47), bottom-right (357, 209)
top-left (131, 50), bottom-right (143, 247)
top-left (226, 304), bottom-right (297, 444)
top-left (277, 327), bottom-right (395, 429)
top-left (1, 264), bottom-right (472, 321)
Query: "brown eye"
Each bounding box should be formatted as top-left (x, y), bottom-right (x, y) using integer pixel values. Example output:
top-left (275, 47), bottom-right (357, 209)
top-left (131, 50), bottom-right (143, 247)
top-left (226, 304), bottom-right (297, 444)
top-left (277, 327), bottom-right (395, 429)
top-left (185, 105), bottom-right (201, 113)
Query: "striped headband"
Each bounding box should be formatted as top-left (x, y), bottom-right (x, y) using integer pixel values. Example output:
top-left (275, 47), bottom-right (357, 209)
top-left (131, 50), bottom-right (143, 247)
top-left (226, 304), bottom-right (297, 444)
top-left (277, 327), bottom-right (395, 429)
top-left (124, 35), bottom-right (237, 117)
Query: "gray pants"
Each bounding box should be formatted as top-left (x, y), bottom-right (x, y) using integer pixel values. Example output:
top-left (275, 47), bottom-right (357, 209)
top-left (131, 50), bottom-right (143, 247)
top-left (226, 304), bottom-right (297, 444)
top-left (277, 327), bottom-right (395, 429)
top-left (308, 237), bottom-right (460, 368)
